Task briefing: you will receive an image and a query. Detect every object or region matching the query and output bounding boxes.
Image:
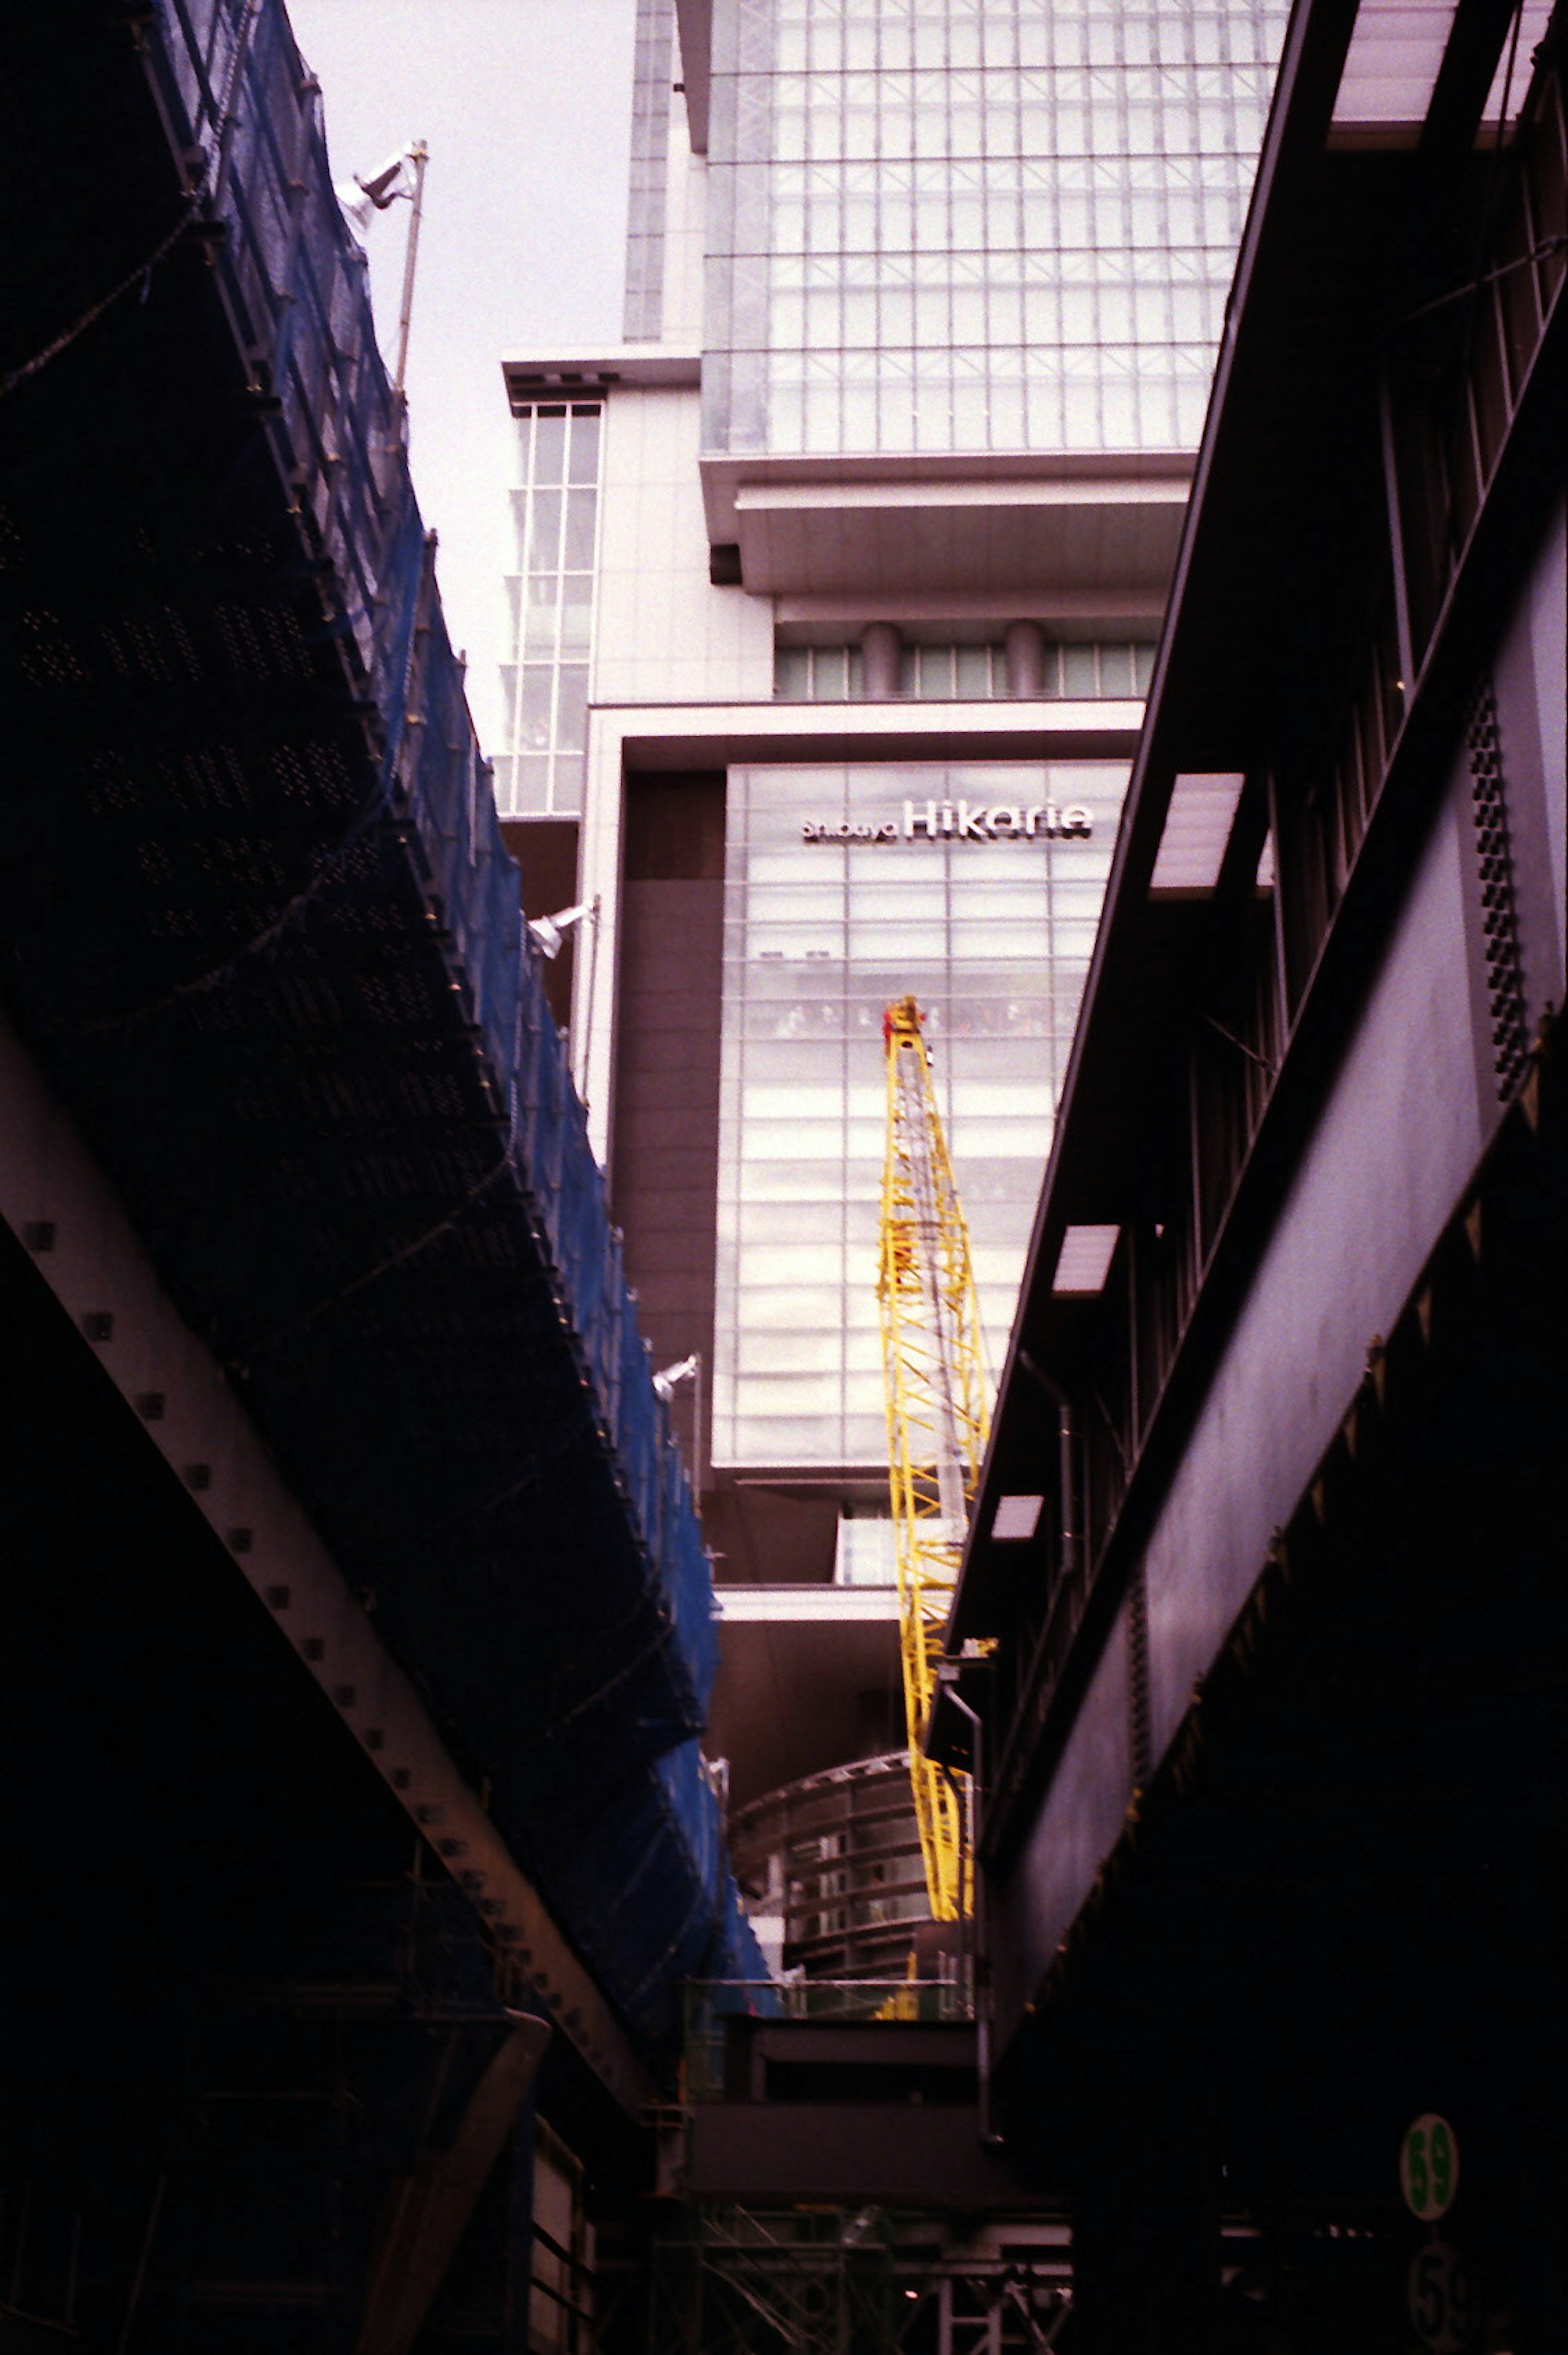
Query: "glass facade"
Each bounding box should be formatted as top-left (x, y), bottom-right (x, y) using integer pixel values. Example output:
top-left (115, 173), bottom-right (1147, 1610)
top-left (624, 0), bottom-right (675, 340)
top-left (703, 0), bottom-right (1287, 457)
top-left (774, 637), bottom-right (1156, 699)
top-left (712, 758), bottom-right (1127, 1468)
top-left (494, 402), bottom-right (602, 818)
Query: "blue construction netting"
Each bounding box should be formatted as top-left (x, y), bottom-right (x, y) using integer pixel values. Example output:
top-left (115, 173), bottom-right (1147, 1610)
top-left (0, 0), bottom-right (757, 2065)
top-left (548, 1742), bottom-right (771, 2050)
top-left (151, 0), bottom-right (720, 1762)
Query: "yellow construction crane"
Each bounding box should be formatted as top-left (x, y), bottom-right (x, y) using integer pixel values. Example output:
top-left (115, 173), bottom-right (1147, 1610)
top-left (877, 994), bottom-right (990, 1921)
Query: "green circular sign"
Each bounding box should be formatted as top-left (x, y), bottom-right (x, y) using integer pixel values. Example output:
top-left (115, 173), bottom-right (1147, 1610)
top-left (1401, 2113), bottom-right (1459, 2221)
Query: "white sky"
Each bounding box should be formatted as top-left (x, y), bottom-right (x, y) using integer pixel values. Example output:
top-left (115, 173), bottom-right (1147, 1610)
top-left (285, 0), bottom-right (639, 752)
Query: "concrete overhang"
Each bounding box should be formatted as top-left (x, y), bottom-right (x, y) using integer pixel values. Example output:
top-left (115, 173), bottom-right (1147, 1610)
top-left (708, 1586), bottom-right (902, 1809)
top-left (610, 697), bottom-right (1145, 773)
top-left (716, 1583), bottom-right (902, 1624)
top-left (701, 449), bottom-right (1191, 602)
top-left (501, 347), bottom-right (702, 412)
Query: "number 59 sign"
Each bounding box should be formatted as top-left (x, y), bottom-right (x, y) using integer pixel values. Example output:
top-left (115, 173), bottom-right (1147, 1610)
top-left (1401, 2114), bottom-right (1459, 2221)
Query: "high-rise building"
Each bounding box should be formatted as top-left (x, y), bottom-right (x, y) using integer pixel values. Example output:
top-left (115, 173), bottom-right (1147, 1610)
top-left (493, 0), bottom-right (1288, 1897)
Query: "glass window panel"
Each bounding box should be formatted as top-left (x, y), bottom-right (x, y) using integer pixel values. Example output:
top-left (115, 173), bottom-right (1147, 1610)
top-left (954, 645), bottom-right (992, 697)
top-left (916, 646), bottom-right (954, 697)
top-left (731, 1287), bottom-right (841, 1330)
top-left (1052, 876), bottom-right (1117, 918)
top-left (532, 412), bottom-right (566, 482)
top-left (737, 1242), bottom-right (844, 1286)
top-left (770, 385), bottom-right (805, 445)
top-left (967, 1114), bottom-right (1053, 1156)
top-left (521, 578), bottom-right (559, 655)
top-left (848, 919), bottom-right (948, 959)
top-left (736, 1192), bottom-right (839, 1241)
top-left (517, 667), bottom-right (553, 748)
top-left (547, 751), bottom-right (584, 815)
top-left (555, 666), bottom-right (587, 752)
top-left (914, 193), bottom-right (948, 246)
top-left (559, 580), bottom-right (592, 654)
top-left (949, 920), bottom-right (1047, 958)
top-left (954, 878), bottom-right (1050, 920)
top-left (803, 382), bottom-right (840, 449)
top-left (562, 489), bottom-right (597, 570)
top-left (732, 1415), bottom-right (844, 1457)
top-left (567, 409), bottom-right (600, 482)
top-left (512, 754), bottom-right (550, 812)
top-left (950, 1080), bottom-right (1053, 1120)
top-left (741, 1080), bottom-right (844, 1119)
top-left (845, 879), bottom-right (946, 919)
top-left (1045, 921), bottom-right (1102, 959)
top-left (732, 1161), bottom-right (840, 1202)
top-left (527, 490), bottom-right (561, 572)
top-left (746, 846), bottom-right (833, 885)
top-left (1061, 643), bottom-right (1100, 696)
top-left (739, 1119), bottom-right (844, 1160)
top-left (814, 646), bottom-right (849, 699)
top-left (771, 289), bottom-right (806, 344)
top-left (737, 1328), bottom-right (841, 1373)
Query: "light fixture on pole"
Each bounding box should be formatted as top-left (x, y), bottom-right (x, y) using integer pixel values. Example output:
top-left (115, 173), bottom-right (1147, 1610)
top-left (527, 900), bottom-right (595, 962)
top-left (526, 896), bottom-right (602, 1123)
top-left (333, 139), bottom-right (428, 396)
top-left (652, 1354), bottom-right (705, 1497)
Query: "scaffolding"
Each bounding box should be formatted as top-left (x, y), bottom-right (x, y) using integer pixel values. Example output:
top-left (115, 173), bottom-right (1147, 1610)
top-left (630, 2208), bottom-right (1071, 2355)
top-left (877, 998), bottom-right (990, 1921)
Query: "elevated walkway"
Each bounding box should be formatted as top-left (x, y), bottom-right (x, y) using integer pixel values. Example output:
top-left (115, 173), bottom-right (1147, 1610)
top-left (0, 0), bottom-right (760, 2056)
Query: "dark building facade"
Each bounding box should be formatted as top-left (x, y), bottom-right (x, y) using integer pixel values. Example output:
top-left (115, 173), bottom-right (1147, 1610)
top-left (937, 0), bottom-right (1567, 2342)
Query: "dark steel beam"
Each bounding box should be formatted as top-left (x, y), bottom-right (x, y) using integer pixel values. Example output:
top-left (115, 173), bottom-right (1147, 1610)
top-left (0, 1010), bottom-right (653, 2117)
top-left (355, 2018), bottom-right (552, 2355)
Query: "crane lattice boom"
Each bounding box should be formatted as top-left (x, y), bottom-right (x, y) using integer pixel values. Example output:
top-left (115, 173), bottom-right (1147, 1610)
top-left (877, 994), bottom-right (990, 1921)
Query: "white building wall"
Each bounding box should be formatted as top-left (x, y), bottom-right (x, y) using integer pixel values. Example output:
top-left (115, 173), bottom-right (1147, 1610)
top-left (592, 386), bottom-right (774, 707)
top-left (660, 107), bottom-right (708, 347)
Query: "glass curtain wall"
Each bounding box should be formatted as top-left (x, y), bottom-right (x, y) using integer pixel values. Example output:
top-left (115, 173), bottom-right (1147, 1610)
top-left (703, 0), bottom-right (1288, 458)
top-left (774, 638), bottom-right (1157, 699)
top-left (495, 402), bottom-right (602, 818)
top-left (712, 760), bottom-right (1128, 1468)
top-left (624, 0), bottom-right (675, 340)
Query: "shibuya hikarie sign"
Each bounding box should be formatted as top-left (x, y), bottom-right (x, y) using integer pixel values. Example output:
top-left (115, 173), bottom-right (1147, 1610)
top-left (801, 795), bottom-right (1094, 845)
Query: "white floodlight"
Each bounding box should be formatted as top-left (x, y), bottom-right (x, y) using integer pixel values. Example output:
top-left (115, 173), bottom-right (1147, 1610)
top-left (528, 900), bottom-right (595, 960)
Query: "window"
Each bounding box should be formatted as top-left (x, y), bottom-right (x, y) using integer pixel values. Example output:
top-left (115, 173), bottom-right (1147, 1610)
top-left (497, 404), bottom-right (602, 816)
top-left (774, 639), bottom-right (1154, 702)
top-left (711, 759), bottom-right (1129, 1468)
